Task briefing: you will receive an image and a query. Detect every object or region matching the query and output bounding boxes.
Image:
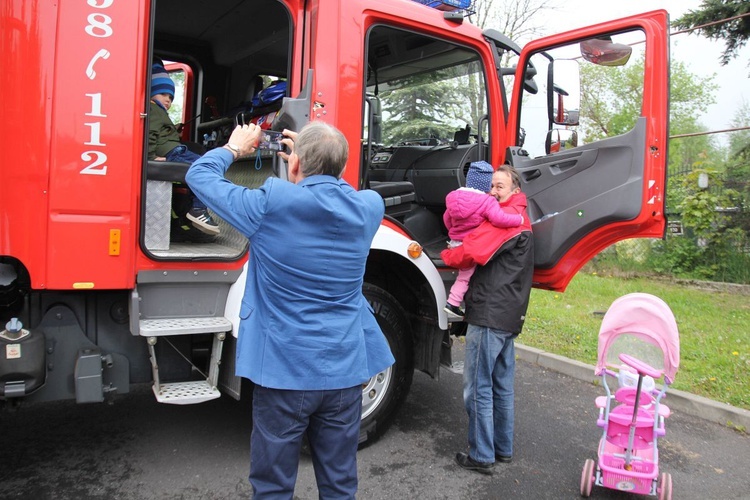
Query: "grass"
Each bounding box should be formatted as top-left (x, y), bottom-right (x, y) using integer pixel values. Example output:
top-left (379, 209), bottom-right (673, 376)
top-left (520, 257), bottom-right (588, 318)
top-left (522, 270), bottom-right (750, 411)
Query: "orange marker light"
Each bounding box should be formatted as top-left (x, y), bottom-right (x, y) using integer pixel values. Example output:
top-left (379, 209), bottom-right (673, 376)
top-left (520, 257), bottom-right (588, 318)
top-left (109, 229), bottom-right (121, 255)
top-left (407, 242), bottom-right (423, 259)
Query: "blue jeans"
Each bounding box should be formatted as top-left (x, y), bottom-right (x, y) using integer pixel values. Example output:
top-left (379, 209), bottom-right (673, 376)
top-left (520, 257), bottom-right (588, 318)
top-left (165, 144), bottom-right (201, 164)
top-left (463, 324), bottom-right (517, 463)
top-left (250, 385), bottom-right (362, 499)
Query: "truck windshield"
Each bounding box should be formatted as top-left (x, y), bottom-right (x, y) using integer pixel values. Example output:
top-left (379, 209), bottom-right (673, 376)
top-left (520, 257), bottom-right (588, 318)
top-left (365, 26), bottom-right (487, 147)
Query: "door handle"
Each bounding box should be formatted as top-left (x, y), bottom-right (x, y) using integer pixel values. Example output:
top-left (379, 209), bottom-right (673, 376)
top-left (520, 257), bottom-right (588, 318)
top-left (523, 169), bottom-right (541, 181)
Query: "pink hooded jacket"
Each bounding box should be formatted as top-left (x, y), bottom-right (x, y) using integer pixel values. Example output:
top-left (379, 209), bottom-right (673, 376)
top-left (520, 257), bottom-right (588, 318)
top-left (443, 187), bottom-right (523, 241)
top-left (442, 191), bottom-right (531, 268)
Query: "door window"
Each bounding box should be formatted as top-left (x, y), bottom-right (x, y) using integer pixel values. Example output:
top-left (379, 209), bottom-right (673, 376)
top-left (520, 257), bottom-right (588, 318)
top-left (518, 31), bottom-right (646, 158)
top-left (365, 26), bottom-right (487, 149)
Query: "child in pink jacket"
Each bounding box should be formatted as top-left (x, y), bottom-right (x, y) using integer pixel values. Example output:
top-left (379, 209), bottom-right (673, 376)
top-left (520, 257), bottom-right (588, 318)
top-left (443, 161), bottom-right (523, 320)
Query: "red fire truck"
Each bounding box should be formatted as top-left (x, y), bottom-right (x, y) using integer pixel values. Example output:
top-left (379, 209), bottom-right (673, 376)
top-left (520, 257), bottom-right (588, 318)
top-left (1, 0), bottom-right (668, 445)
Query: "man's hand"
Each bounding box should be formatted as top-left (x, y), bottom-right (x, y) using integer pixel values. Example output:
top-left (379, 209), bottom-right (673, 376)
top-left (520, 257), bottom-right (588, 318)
top-left (277, 129), bottom-right (298, 162)
top-left (227, 123), bottom-right (262, 157)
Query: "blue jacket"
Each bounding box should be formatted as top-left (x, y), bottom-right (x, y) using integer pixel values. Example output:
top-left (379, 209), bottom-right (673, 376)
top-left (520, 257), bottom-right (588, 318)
top-left (186, 148), bottom-right (394, 390)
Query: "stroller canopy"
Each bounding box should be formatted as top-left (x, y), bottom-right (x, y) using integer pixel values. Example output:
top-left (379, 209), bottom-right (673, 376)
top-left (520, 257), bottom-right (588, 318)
top-left (595, 293), bottom-right (680, 384)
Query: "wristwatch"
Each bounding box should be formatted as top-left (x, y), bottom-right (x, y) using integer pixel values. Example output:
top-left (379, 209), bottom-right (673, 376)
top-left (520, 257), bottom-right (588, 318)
top-left (225, 143), bottom-right (241, 158)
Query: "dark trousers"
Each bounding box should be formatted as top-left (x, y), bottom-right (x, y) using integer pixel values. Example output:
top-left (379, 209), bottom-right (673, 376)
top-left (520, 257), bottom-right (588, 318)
top-left (250, 385), bottom-right (362, 499)
top-left (166, 145), bottom-right (205, 209)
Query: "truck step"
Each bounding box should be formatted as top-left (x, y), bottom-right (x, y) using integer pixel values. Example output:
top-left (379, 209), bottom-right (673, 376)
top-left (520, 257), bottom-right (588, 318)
top-left (147, 332), bottom-right (227, 405)
top-left (152, 380), bottom-right (221, 404)
top-left (139, 316), bottom-right (232, 336)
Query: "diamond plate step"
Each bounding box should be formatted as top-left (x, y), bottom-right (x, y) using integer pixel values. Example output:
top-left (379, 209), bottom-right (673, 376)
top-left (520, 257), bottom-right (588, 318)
top-left (139, 316), bottom-right (232, 336)
top-left (152, 380), bottom-right (221, 405)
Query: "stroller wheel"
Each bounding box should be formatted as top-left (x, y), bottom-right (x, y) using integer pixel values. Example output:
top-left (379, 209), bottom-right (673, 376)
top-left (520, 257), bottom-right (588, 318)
top-left (580, 458), bottom-right (595, 497)
top-left (657, 472), bottom-right (673, 500)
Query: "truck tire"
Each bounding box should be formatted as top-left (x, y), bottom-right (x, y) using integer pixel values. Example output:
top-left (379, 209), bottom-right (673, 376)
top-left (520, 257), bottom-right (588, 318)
top-left (359, 283), bottom-right (414, 447)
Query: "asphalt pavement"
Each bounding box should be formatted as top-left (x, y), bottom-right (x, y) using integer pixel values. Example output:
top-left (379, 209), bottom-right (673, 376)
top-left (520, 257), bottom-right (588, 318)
top-left (515, 342), bottom-right (750, 433)
top-left (0, 339), bottom-right (748, 499)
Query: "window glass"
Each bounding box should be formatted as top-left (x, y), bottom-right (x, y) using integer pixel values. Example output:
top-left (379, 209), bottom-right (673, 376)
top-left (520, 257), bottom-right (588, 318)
top-left (167, 68), bottom-right (185, 124)
top-left (518, 30), bottom-right (646, 158)
top-left (365, 27), bottom-right (487, 147)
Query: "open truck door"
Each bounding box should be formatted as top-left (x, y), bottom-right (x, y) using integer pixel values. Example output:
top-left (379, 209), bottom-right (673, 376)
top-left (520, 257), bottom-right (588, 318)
top-left (506, 11), bottom-right (670, 291)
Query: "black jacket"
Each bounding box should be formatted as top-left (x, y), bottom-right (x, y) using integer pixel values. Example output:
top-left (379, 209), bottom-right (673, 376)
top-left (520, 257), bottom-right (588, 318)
top-left (463, 231), bottom-right (534, 334)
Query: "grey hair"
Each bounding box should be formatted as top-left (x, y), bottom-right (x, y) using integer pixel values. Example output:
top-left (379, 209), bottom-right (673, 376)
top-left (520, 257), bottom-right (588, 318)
top-left (497, 164), bottom-right (521, 190)
top-left (294, 122), bottom-right (349, 179)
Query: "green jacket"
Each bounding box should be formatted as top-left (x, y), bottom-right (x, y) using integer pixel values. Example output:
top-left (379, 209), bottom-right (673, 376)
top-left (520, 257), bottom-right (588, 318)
top-left (148, 100), bottom-right (181, 159)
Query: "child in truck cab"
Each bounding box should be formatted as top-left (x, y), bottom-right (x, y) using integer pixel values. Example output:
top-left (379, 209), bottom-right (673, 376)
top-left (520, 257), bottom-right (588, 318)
top-left (443, 161), bottom-right (523, 321)
top-left (148, 62), bottom-right (220, 237)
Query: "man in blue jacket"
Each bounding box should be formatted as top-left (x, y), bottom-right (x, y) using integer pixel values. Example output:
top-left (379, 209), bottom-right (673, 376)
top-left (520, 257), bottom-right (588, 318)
top-left (186, 122), bottom-right (395, 499)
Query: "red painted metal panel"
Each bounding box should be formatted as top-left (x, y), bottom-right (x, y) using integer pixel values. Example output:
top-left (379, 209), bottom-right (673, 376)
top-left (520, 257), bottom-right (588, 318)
top-left (0, 0), bottom-right (59, 288)
top-left (44, 0), bottom-right (148, 289)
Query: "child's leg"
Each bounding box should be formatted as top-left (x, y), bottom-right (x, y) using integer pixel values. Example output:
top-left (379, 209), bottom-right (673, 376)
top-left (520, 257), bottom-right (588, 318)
top-left (166, 145), bottom-right (202, 163)
top-left (165, 146), bottom-right (205, 209)
top-left (448, 265), bottom-right (476, 307)
top-left (188, 189), bottom-right (207, 210)
top-left (166, 146), bottom-right (219, 235)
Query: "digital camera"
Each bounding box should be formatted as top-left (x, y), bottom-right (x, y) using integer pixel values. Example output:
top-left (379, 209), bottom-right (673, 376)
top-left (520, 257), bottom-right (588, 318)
top-left (258, 130), bottom-right (285, 151)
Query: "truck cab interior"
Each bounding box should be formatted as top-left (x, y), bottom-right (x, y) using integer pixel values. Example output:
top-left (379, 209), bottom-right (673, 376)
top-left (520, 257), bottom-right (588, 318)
top-left (144, 1), bottom-right (666, 295)
top-left (362, 24), bottom-right (491, 263)
top-left (145, 0), bottom-right (491, 267)
top-left (144, 0), bottom-right (292, 259)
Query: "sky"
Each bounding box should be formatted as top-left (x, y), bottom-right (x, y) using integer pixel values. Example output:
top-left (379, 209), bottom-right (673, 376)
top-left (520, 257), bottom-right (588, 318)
top-left (540, 0), bottom-right (750, 147)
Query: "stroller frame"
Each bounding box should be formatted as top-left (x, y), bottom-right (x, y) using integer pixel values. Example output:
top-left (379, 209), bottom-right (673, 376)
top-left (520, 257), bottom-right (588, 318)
top-left (580, 293), bottom-right (679, 500)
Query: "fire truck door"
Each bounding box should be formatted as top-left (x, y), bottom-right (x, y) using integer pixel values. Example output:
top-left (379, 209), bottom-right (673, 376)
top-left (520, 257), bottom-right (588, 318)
top-left (507, 11), bottom-right (669, 291)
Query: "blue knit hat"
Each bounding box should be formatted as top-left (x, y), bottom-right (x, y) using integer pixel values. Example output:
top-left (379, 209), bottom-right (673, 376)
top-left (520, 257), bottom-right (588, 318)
top-left (151, 63), bottom-right (175, 98)
top-left (466, 161), bottom-right (494, 193)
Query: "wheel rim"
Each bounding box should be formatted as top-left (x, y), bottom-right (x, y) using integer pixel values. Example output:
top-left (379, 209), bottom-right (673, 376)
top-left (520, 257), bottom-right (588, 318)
top-left (361, 365), bottom-right (392, 419)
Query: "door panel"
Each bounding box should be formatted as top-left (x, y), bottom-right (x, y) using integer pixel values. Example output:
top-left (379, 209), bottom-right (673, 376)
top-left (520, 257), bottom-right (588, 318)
top-left (507, 11), bottom-right (670, 291)
top-left (518, 122), bottom-right (645, 268)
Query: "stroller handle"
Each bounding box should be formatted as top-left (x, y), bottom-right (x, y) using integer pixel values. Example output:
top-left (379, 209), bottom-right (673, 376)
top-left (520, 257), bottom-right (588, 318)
top-left (619, 353), bottom-right (663, 379)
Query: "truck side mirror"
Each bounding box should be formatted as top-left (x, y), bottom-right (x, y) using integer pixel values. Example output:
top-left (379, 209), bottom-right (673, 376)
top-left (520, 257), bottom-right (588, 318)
top-left (549, 60), bottom-right (580, 126)
top-left (545, 129), bottom-right (578, 154)
top-left (580, 37), bottom-right (632, 67)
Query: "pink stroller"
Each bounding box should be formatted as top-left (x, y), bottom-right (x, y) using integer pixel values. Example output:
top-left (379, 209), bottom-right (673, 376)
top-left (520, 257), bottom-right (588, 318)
top-left (580, 293), bottom-right (680, 499)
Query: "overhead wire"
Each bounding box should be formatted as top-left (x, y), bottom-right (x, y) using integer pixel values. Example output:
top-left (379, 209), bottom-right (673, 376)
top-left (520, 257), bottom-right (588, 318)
top-left (668, 12), bottom-right (750, 140)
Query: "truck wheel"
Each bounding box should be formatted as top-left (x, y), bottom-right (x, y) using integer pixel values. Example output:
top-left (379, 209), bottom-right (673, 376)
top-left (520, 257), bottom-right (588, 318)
top-left (359, 283), bottom-right (414, 447)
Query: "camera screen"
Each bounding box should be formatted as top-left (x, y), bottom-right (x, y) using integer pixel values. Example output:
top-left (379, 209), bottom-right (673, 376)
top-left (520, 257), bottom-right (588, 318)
top-left (259, 130), bottom-right (285, 151)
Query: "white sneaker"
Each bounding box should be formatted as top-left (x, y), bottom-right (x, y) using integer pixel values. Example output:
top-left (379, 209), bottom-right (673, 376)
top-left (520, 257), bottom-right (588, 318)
top-left (186, 208), bottom-right (220, 235)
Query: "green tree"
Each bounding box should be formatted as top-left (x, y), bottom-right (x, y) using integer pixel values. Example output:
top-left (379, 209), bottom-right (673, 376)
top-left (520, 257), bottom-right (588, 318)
top-left (672, 0), bottom-right (750, 67)
top-left (725, 101), bottom-right (750, 233)
top-left (580, 57), bottom-right (718, 144)
top-left (380, 73), bottom-right (465, 144)
top-left (727, 101), bottom-right (750, 176)
top-left (168, 70), bottom-right (186, 125)
top-left (674, 166), bottom-right (746, 280)
top-left (579, 55), bottom-right (720, 215)
top-left (665, 58), bottom-right (721, 188)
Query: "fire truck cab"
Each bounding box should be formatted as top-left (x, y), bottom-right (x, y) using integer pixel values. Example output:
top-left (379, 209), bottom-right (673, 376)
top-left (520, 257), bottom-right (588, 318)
top-left (1, 0), bottom-right (668, 445)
